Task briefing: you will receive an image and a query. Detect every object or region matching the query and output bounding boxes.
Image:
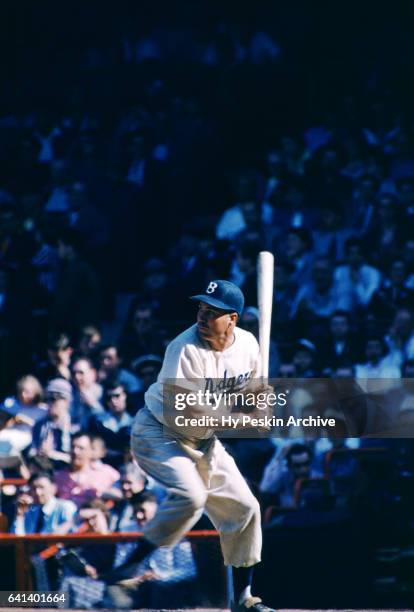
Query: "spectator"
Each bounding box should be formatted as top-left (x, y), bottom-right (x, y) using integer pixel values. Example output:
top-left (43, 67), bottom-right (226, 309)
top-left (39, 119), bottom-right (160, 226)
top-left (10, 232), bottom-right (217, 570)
top-left (259, 443), bottom-right (318, 508)
top-left (119, 300), bottom-right (164, 365)
top-left (35, 332), bottom-right (73, 385)
top-left (334, 237), bottom-right (381, 309)
top-left (110, 463), bottom-right (148, 532)
top-left (59, 498), bottom-right (116, 610)
top-left (90, 435), bottom-right (125, 488)
top-left (215, 173), bottom-right (273, 241)
top-left (319, 310), bottom-right (361, 373)
top-left (291, 257), bottom-right (352, 322)
top-left (364, 193), bottom-right (406, 267)
top-left (348, 174), bottom-right (379, 232)
top-left (97, 344), bottom-right (141, 393)
top-left (11, 472), bottom-right (76, 534)
top-left (385, 308), bottom-right (414, 367)
top-left (129, 355), bottom-right (163, 413)
top-left (104, 491), bottom-right (197, 609)
top-left (271, 182), bottom-right (316, 242)
top-left (130, 355), bottom-right (162, 393)
top-left (396, 176), bottom-right (414, 219)
top-left (312, 204), bottom-right (354, 261)
top-left (370, 262), bottom-right (414, 330)
top-left (272, 261), bottom-right (297, 335)
top-left (30, 378), bottom-right (76, 468)
top-left (77, 325), bottom-right (102, 357)
top-left (0, 375), bottom-right (47, 454)
top-left (284, 227), bottom-right (314, 289)
top-left (292, 339), bottom-right (318, 378)
top-left (232, 240), bottom-right (261, 306)
top-left (54, 432), bottom-right (120, 507)
top-left (89, 382), bottom-right (133, 467)
top-left (355, 337), bottom-right (401, 380)
top-left (70, 356), bottom-right (104, 428)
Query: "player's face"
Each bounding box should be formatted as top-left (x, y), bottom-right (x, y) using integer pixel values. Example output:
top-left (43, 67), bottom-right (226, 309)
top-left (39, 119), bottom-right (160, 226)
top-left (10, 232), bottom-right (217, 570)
top-left (197, 302), bottom-right (237, 350)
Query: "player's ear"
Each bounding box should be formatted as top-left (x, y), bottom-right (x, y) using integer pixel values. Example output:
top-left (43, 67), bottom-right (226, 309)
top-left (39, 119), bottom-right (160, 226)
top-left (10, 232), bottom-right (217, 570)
top-left (229, 313), bottom-right (238, 325)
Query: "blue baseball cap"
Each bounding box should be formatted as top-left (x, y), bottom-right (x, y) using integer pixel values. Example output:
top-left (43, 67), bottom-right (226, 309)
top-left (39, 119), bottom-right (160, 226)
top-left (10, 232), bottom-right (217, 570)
top-left (190, 280), bottom-right (245, 316)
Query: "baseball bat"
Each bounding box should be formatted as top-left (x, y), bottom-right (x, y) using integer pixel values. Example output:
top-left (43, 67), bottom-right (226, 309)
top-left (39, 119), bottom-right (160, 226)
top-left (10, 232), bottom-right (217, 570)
top-left (257, 251), bottom-right (274, 381)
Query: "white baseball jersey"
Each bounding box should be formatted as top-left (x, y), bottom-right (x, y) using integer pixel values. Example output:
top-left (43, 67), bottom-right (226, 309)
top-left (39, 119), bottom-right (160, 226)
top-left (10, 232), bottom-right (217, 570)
top-left (144, 323), bottom-right (261, 437)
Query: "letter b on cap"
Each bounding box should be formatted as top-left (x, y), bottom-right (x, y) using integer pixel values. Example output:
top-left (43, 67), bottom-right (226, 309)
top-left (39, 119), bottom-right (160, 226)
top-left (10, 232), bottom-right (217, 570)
top-left (206, 282), bottom-right (218, 294)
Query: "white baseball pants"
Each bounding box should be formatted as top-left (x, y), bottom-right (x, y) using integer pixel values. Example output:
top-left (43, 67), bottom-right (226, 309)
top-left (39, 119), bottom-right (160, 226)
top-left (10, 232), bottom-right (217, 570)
top-left (131, 406), bottom-right (262, 567)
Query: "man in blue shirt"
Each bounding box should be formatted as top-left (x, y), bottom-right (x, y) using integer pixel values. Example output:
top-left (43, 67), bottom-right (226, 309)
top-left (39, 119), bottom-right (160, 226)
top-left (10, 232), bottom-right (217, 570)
top-left (11, 472), bottom-right (76, 534)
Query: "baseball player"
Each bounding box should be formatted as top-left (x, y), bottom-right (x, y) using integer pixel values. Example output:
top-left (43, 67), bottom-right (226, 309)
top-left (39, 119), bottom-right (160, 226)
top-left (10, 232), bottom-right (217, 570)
top-left (127, 280), bottom-right (275, 612)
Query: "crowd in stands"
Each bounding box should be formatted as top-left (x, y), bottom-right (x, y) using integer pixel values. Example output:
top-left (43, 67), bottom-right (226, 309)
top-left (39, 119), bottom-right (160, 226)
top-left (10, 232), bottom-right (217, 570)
top-left (1, 1), bottom-right (414, 607)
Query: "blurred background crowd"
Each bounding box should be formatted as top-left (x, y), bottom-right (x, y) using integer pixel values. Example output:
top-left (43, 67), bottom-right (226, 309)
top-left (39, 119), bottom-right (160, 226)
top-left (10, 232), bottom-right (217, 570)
top-left (1, 0), bottom-right (414, 608)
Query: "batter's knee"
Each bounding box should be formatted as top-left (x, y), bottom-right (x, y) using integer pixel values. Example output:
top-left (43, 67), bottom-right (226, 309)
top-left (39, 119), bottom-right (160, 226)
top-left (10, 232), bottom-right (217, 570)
top-left (240, 491), bottom-right (261, 522)
top-left (179, 488), bottom-right (208, 515)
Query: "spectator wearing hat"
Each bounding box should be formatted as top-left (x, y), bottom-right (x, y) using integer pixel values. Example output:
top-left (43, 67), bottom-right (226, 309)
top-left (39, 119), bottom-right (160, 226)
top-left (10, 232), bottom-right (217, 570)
top-left (11, 472), bottom-right (76, 535)
top-left (97, 344), bottom-right (141, 394)
top-left (128, 355), bottom-right (162, 414)
top-left (131, 355), bottom-right (162, 391)
top-left (30, 378), bottom-right (76, 469)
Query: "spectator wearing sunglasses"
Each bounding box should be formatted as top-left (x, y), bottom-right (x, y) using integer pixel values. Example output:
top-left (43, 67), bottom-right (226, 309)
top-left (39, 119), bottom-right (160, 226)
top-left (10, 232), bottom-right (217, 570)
top-left (88, 381), bottom-right (133, 468)
top-left (259, 443), bottom-right (318, 508)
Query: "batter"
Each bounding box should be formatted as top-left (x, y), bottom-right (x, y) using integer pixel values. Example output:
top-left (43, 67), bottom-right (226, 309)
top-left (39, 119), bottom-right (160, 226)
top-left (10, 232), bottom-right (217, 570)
top-left (130, 280), bottom-right (276, 612)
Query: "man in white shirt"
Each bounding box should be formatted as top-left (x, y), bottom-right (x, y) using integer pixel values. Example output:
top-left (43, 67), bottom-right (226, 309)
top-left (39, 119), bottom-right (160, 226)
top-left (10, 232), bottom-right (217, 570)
top-left (334, 237), bottom-right (381, 309)
top-left (130, 280), bottom-right (275, 612)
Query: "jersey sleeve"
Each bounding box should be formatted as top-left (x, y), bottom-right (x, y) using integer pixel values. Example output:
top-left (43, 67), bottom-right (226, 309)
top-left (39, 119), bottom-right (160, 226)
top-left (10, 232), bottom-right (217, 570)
top-left (160, 340), bottom-right (205, 394)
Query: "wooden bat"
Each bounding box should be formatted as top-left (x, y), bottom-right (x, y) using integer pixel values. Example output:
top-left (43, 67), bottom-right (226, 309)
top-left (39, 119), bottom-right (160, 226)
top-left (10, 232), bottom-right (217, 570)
top-left (257, 251), bottom-right (274, 381)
